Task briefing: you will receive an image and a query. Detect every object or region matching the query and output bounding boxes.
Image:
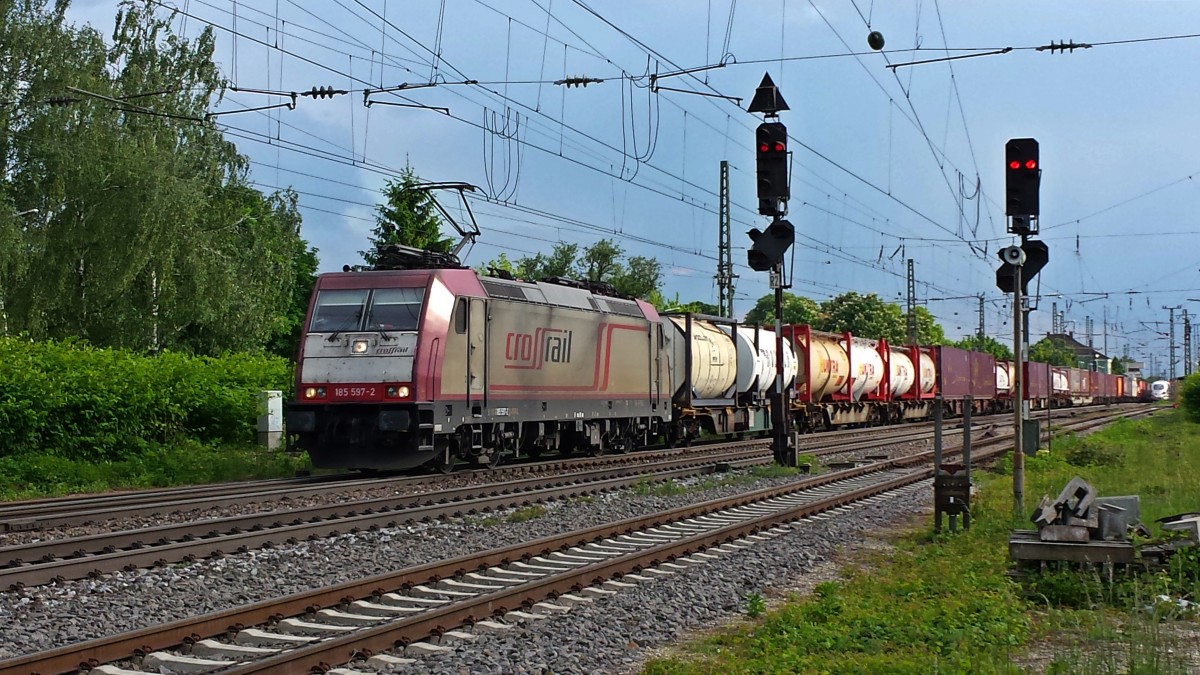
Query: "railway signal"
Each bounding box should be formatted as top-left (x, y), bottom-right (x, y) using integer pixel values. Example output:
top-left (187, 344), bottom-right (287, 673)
top-left (755, 122), bottom-right (789, 216)
top-left (747, 219), bottom-right (795, 272)
top-left (995, 239), bottom-right (1049, 294)
top-left (1005, 138), bottom-right (1040, 234)
top-left (748, 73), bottom-right (794, 468)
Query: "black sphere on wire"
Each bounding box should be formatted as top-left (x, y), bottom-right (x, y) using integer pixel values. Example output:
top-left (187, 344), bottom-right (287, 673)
top-left (867, 31), bottom-right (885, 51)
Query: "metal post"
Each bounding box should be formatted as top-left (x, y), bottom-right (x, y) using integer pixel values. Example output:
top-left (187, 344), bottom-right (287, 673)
top-left (1046, 361), bottom-right (1053, 454)
top-left (1184, 309), bottom-right (1191, 377)
top-left (978, 294), bottom-right (985, 338)
top-left (772, 266), bottom-right (789, 465)
top-left (962, 395), bottom-right (972, 477)
top-left (933, 393), bottom-right (943, 471)
top-left (1013, 262), bottom-right (1025, 517)
top-left (962, 395), bottom-right (972, 530)
top-left (906, 259), bottom-right (917, 344)
top-left (716, 160), bottom-right (736, 318)
top-left (933, 394), bottom-right (943, 533)
top-left (1164, 306), bottom-right (1179, 380)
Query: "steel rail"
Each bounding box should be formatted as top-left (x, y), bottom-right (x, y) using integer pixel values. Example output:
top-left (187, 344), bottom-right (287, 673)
top-left (0, 402), bottom-right (1116, 532)
top-left (0, 443), bottom-right (776, 588)
top-left (0, 406), bottom-right (1149, 675)
top-left (0, 406), bottom-right (1147, 589)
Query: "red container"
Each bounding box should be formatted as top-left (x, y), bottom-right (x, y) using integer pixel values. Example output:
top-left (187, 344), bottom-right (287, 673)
top-left (934, 346), bottom-right (973, 400)
top-left (1024, 361), bottom-right (1050, 400)
top-left (970, 351), bottom-right (997, 400)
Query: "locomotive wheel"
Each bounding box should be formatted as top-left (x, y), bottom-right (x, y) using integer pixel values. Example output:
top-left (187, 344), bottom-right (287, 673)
top-left (431, 442), bottom-right (457, 474)
top-left (474, 449), bottom-right (503, 469)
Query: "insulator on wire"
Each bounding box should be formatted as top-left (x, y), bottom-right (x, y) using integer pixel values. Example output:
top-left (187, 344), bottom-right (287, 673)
top-left (303, 86), bottom-right (346, 100)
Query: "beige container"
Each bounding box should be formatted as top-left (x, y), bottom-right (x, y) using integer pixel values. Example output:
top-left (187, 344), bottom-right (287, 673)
top-left (665, 317), bottom-right (737, 399)
top-left (794, 332), bottom-right (850, 401)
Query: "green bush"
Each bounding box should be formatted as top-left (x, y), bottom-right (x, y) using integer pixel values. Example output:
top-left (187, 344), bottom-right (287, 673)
top-left (0, 441), bottom-right (310, 500)
top-left (1178, 373), bottom-right (1200, 421)
top-left (0, 337), bottom-right (292, 460)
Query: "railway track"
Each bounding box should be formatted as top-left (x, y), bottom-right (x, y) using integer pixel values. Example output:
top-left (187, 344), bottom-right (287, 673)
top-left (0, 406), bottom-right (1136, 589)
top-left (0, 404), bottom-right (1111, 534)
top-left (0, 405), bottom-right (1154, 675)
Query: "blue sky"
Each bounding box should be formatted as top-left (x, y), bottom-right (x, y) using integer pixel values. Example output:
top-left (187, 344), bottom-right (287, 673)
top-left (67, 0), bottom-right (1200, 374)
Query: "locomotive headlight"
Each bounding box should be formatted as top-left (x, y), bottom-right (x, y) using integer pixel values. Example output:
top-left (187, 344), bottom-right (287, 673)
top-left (304, 386), bottom-right (326, 399)
top-left (386, 385), bottom-right (411, 398)
top-left (351, 339), bottom-right (369, 354)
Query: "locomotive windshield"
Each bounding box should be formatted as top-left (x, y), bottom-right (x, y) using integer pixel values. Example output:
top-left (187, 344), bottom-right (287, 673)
top-left (366, 288), bottom-right (424, 331)
top-left (310, 287), bottom-right (425, 333)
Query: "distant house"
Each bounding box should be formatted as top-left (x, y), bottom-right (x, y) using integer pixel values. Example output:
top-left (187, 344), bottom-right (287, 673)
top-left (1045, 332), bottom-right (1113, 373)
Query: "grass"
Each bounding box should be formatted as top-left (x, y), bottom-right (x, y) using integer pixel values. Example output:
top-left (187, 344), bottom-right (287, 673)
top-left (632, 478), bottom-right (692, 497)
top-left (0, 441), bottom-right (312, 500)
top-left (643, 409), bottom-right (1200, 675)
top-left (474, 503), bottom-right (550, 527)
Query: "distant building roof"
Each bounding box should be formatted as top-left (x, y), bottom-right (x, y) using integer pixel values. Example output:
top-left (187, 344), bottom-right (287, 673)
top-left (1046, 332), bottom-right (1109, 362)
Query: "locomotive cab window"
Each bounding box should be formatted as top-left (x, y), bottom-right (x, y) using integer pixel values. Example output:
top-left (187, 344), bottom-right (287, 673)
top-left (366, 288), bottom-right (425, 332)
top-left (310, 289), bottom-right (369, 332)
top-left (454, 298), bottom-right (468, 334)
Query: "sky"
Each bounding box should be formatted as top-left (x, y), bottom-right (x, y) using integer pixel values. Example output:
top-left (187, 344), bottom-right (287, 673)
top-left (64, 0), bottom-right (1200, 376)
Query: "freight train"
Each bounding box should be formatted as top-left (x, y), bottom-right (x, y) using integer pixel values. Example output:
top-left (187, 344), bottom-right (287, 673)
top-left (286, 251), bottom-right (1144, 471)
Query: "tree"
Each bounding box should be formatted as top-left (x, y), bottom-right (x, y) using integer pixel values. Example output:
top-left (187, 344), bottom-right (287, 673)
top-left (744, 292), bottom-right (820, 325)
top-left (1029, 337), bottom-right (1076, 366)
top-left (266, 237), bottom-right (319, 359)
top-left (816, 292), bottom-right (905, 342)
top-left (478, 239), bottom-right (662, 300)
top-left (954, 334), bottom-right (1013, 360)
top-left (1110, 357), bottom-right (1126, 375)
top-left (360, 166), bottom-right (451, 266)
top-left (910, 306), bottom-right (947, 345)
top-left (1, 1), bottom-right (312, 354)
top-left (656, 293), bottom-right (718, 315)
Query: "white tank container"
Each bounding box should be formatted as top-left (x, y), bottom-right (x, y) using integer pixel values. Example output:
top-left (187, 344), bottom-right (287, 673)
top-left (846, 339), bottom-right (885, 400)
top-left (725, 326), bottom-right (799, 395)
top-left (918, 351), bottom-right (937, 394)
top-left (996, 363), bottom-right (1012, 392)
top-left (888, 349), bottom-right (915, 397)
top-left (666, 317), bottom-right (737, 399)
top-left (794, 332), bottom-right (850, 401)
top-left (1052, 369), bottom-right (1069, 394)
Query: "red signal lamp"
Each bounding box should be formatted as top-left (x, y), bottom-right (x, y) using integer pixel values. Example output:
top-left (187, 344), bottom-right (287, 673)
top-left (1025, 159), bottom-right (1037, 170)
top-left (773, 141), bottom-right (785, 152)
top-left (1009, 160), bottom-right (1020, 170)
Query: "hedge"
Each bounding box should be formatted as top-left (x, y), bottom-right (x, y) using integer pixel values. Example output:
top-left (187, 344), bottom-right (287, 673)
top-left (0, 338), bottom-right (292, 460)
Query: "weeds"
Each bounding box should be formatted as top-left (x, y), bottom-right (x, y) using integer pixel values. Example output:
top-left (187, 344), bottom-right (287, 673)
top-left (632, 479), bottom-right (689, 497)
top-left (744, 592), bottom-right (765, 619)
top-left (643, 408), bottom-right (1200, 675)
top-left (506, 505), bottom-right (547, 523)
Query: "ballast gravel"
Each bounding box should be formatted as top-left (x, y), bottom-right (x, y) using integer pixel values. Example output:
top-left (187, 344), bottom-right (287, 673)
top-left (376, 486), bottom-right (932, 675)
top-left (0, 433), bottom-right (931, 548)
top-left (0, 469), bottom-right (838, 658)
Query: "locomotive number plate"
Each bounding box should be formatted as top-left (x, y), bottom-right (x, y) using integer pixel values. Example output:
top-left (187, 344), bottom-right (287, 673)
top-left (333, 386), bottom-right (379, 399)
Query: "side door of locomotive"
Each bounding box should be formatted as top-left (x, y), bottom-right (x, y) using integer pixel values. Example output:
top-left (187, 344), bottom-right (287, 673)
top-left (467, 297), bottom-right (488, 415)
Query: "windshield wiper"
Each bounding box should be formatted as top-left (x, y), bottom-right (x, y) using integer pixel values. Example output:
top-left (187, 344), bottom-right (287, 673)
top-left (326, 309), bottom-right (363, 342)
top-left (369, 312), bottom-right (394, 341)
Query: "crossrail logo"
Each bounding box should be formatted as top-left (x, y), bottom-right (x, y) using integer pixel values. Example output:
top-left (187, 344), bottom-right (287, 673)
top-left (504, 328), bottom-right (574, 369)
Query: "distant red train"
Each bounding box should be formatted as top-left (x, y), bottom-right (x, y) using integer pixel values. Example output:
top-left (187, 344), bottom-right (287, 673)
top-left (285, 255), bottom-right (1143, 471)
